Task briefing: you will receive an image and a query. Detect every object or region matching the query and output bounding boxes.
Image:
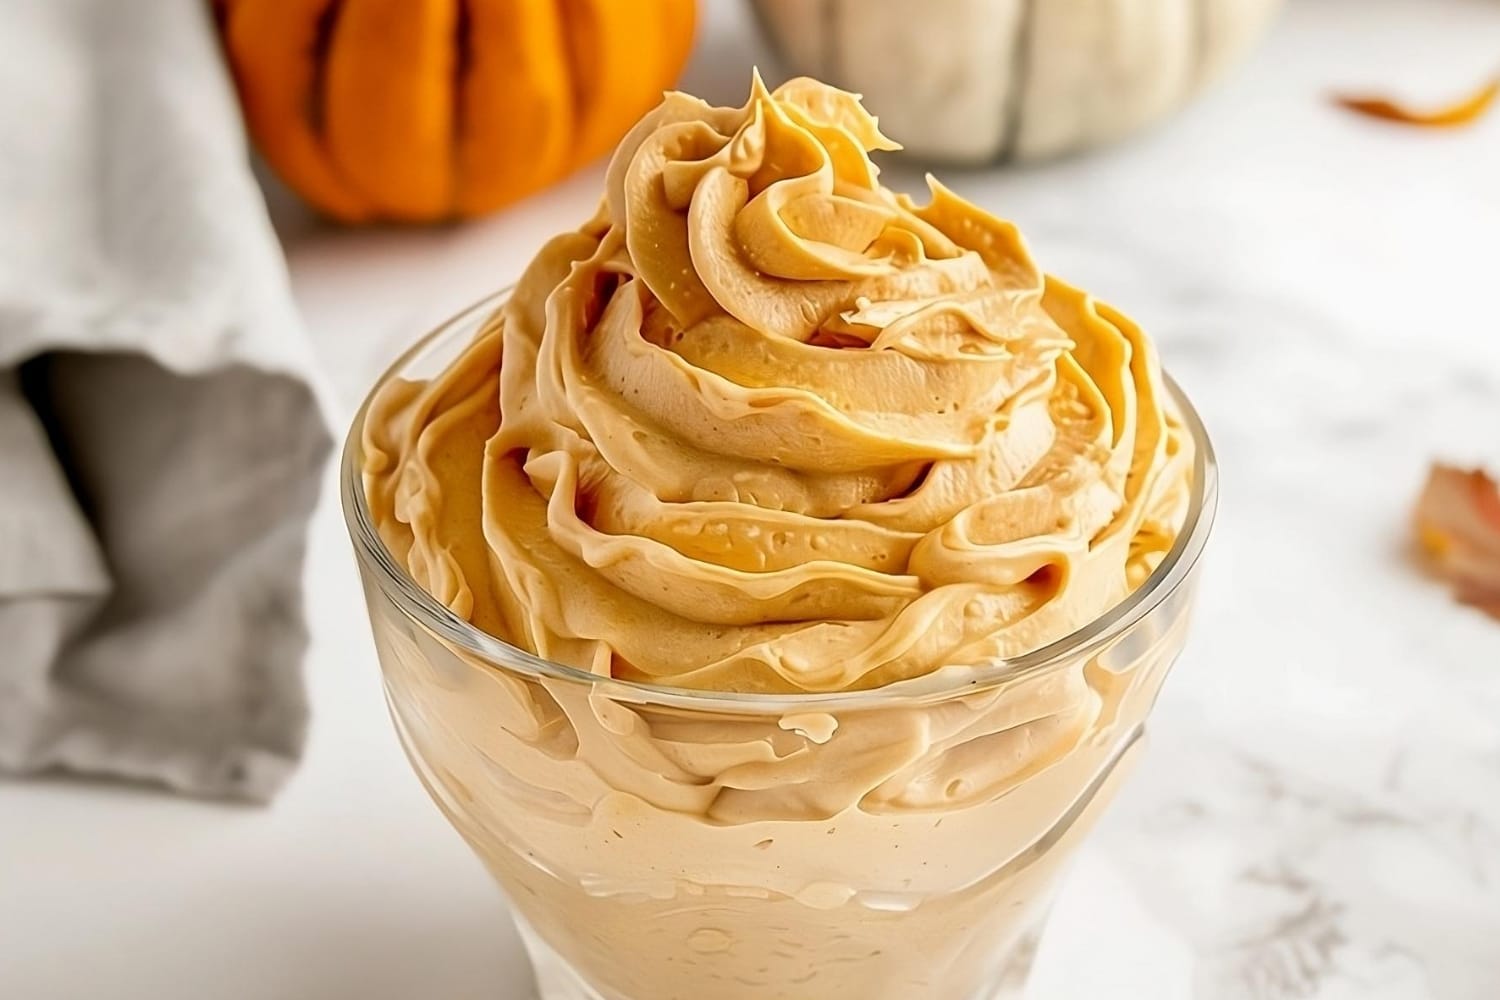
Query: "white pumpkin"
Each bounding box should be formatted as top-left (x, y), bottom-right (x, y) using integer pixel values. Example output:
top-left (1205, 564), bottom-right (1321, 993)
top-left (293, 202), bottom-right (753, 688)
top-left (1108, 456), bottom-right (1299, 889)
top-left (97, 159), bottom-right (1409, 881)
top-left (750, 0), bottom-right (1284, 162)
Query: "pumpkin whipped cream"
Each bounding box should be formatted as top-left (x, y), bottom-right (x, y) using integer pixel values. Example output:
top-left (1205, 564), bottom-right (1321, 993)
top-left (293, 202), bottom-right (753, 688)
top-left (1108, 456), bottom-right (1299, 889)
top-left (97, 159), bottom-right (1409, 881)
top-left (358, 74), bottom-right (1201, 1000)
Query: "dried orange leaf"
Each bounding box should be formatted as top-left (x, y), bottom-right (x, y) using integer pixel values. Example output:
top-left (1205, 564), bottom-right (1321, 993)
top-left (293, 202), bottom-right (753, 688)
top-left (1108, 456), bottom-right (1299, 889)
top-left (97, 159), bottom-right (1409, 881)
top-left (1334, 75), bottom-right (1500, 128)
top-left (1413, 463), bottom-right (1500, 620)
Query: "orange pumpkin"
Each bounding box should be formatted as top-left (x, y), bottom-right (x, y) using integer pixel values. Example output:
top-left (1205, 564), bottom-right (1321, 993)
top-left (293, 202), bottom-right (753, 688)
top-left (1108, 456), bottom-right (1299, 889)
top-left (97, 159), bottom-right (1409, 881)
top-left (218, 0), bottom-right (697, 222)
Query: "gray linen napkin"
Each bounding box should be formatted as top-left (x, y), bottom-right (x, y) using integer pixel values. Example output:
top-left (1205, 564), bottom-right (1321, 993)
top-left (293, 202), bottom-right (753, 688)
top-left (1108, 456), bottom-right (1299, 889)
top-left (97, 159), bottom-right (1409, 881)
top-left (0, 0), bottom-right (331, 801)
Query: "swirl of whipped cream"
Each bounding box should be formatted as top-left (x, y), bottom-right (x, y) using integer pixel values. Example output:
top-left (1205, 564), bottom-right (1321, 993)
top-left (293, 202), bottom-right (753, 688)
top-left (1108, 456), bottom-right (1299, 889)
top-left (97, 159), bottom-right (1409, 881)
top-left (364, 75), bottom-right (1192, 694)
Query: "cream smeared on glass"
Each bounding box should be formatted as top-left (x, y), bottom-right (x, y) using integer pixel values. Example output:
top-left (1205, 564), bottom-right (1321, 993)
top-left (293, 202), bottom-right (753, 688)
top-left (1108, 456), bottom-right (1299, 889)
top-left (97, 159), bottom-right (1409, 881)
top-left (364, 74), bottom-right (1191, 693)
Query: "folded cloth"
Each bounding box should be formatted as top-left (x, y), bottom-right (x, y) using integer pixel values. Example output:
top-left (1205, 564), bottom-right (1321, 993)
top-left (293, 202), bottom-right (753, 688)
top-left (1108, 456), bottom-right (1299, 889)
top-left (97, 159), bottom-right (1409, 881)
top-left (0, 0), bottom-right (331, 801)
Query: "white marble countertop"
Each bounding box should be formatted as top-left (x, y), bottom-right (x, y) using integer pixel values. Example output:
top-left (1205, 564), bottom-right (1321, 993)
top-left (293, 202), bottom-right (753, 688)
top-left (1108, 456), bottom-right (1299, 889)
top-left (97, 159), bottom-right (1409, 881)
top-left (4, 1), bottom-right (1499, 997)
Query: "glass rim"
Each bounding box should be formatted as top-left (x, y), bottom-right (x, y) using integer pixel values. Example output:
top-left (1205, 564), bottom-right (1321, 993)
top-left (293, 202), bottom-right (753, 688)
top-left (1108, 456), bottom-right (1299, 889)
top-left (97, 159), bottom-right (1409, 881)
top-left (341, 287), bottom-right (1219, 714)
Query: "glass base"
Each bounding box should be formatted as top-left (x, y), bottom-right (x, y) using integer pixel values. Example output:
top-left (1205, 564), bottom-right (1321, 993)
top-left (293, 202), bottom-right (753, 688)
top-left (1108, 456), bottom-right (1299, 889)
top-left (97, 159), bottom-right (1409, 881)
top-left (514, 911), bottom-right (1043, 1000)
top-left (515, 914), bottom-right (608, 1000)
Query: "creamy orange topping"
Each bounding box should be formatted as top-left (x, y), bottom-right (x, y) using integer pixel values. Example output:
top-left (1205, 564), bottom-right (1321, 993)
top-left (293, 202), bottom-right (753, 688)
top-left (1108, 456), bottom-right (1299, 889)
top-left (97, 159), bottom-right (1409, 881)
top-left (363, 74), bottom-right (1192, 694)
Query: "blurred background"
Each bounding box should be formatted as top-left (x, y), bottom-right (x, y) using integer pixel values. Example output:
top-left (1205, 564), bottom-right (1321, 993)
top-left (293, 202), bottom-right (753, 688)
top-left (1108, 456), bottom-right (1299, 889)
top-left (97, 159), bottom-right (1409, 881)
top-left (2, 0), bottom-right (1498, 998)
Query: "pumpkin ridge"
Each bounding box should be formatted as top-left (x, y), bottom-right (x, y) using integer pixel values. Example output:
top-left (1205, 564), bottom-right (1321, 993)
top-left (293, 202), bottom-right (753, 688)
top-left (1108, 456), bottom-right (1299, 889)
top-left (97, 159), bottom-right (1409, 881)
top-left (226, 0), bottom-right (372, 221)
top-left (997, 0), bottom-right (1038, 164)
top-left (453, 0), bottom-right (576, 215)
top-left (325, 0), bottom-right (461, 218)
top-left (305, 0), bottom-right (344, 138)
top-left (555, 0), bottom-right (592, 164)
top-left (451, 0), bottom-right (474, 217)
top-left (310, 0), bottom-right (412, 216)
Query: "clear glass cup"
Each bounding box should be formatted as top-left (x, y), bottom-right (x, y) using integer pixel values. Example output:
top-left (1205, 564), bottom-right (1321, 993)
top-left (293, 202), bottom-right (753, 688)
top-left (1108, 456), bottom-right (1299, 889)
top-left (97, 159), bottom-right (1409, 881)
top-left (342, 290), bottom-right (1218, 1000)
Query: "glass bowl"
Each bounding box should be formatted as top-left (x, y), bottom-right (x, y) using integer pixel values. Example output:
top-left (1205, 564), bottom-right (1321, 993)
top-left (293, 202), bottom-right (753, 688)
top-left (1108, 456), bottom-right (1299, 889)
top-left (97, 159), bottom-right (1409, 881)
top-left (342, 289), bottom-right (1218, 1000)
